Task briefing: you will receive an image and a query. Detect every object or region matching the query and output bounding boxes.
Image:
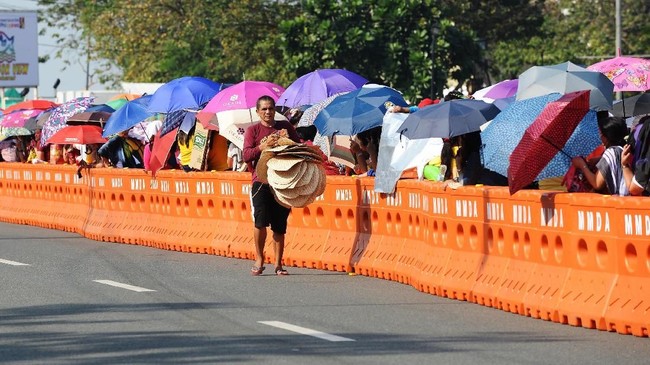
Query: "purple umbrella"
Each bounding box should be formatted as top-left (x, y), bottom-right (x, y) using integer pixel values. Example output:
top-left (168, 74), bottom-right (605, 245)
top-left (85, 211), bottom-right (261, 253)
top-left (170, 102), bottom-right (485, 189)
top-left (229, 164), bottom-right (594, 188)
top-left (148, 76), bottom-right (223, 113)
top-left (484, 79), bottom-right (519, 100)
top-left (40, 97), bottom-right (94, 145)
top-left (277, 69), bottom-right (368, 108)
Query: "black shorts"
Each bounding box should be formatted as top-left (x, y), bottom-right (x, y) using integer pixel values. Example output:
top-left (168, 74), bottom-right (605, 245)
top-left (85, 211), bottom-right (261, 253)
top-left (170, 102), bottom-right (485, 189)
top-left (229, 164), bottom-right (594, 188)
top-left (251, 181), bottom-right (291, 234)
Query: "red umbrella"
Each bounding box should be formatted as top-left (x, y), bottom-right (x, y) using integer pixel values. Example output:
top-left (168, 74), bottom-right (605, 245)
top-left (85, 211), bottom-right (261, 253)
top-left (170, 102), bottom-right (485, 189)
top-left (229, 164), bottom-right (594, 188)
top-left (148, 127), bottom-right (179, 176)
top-left (46, 125), bottom-right (108, 145)
top-left (4, 99), bottom-right (58, 114)
top-left (508, 90), bottom-right (591, 195)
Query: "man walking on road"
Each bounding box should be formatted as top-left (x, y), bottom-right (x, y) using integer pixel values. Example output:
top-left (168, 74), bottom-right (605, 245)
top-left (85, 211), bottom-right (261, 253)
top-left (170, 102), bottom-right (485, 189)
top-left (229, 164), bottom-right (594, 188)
top-left (242, 95), bottom-right (301, 276)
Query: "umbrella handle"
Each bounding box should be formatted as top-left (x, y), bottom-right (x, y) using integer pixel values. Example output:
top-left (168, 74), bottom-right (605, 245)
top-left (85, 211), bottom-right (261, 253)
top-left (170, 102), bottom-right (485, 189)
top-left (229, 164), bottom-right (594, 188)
top-left (540, 135), bottom-right (572, 159)
top-left (399, 128), bottom-right (406, 142)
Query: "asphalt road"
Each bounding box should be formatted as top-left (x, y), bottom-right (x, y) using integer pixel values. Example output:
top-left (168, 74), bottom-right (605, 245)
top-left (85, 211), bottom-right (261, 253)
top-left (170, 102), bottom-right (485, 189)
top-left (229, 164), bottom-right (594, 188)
top-left (0, 221), bottom-right (647, 364)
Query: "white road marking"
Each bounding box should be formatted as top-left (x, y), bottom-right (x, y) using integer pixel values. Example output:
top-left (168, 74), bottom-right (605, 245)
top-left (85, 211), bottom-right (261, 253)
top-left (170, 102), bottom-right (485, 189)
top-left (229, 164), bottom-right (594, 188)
top-left (258, 321), bottom-right (355, 342)
top-left (0, 258), bottom-right (30, 266)
top-left (93, 280), bottom-right (156, 292)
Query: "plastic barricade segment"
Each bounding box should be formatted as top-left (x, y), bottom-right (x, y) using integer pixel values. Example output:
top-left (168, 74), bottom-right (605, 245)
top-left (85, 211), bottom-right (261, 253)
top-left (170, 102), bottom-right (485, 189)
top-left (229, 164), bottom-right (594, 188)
top-left (605, 197), bottom-right (650, 336)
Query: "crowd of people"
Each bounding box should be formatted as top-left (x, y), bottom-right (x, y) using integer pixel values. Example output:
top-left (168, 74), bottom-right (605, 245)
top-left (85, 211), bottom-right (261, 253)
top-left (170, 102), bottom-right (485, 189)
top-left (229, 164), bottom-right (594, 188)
top-left (0, 93), bottom-right (648, 199)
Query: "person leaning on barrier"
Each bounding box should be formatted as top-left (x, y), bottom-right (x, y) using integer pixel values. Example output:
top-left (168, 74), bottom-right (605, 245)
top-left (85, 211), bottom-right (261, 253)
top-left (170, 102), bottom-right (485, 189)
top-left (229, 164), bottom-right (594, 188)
top-left (242, 95), bottom-right (301, 276)
top-left (622, 115), bottom-right (650, 196)
top-left (572, 116), bottom-right (629, 196)
top-left (97, 130), bottom-right (144, 169)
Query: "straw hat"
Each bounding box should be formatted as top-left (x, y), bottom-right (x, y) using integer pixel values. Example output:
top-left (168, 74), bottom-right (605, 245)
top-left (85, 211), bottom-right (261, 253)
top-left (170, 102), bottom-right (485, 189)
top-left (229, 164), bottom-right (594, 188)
top-left (273, 164), bottom-right (326, 208)
top-left (267, 156), bottom-right (304, 172)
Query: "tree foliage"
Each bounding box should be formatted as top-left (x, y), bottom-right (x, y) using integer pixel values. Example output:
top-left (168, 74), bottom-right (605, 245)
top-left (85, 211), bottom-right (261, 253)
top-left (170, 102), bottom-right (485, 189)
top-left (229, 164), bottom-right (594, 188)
top-left (39, 0), bottom-right (650, 96)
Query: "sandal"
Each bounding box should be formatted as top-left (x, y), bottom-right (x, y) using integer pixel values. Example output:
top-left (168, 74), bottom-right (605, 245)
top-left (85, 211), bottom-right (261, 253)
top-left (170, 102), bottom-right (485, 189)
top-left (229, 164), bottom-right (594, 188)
top-left (275, 267), bottom-right (289, 276)
top-left (251, 266), bottom-right (265, 276)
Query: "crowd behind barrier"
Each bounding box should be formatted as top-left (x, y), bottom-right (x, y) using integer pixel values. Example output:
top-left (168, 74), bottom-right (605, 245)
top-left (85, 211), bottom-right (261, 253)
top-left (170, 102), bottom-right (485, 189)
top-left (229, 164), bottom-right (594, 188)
top-left (0, 162), bottom-right (648, 337)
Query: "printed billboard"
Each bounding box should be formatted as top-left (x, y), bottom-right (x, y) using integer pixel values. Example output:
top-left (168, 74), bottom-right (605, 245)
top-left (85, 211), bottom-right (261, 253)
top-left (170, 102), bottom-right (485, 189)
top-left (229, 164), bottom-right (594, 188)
top-left (0, 11), bottom-right (38, 87)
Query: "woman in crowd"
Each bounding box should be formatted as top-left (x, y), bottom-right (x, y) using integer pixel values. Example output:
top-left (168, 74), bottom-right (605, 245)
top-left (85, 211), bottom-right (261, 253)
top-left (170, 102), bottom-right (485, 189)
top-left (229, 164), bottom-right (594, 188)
top-left (571, 116), bottom-right (629, 196)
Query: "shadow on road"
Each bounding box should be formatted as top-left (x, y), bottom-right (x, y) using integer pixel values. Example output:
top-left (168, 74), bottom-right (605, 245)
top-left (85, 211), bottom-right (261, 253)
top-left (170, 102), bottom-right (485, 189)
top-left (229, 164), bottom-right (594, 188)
top-left (0, 302), bottom-right (573, 364)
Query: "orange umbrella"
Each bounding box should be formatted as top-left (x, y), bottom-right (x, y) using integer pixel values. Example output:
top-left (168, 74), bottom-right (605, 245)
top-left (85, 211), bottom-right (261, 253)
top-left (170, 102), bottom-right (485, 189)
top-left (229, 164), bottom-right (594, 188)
top-left (109, 93), bottom-right (142, 102)
top-left (4, 99), bottom-right (58, 114)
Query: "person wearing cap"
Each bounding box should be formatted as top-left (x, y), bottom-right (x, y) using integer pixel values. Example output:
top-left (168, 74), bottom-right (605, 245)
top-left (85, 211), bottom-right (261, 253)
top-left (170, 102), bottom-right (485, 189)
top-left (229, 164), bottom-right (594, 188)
top-left (243, 95), bottom-right (301, 276)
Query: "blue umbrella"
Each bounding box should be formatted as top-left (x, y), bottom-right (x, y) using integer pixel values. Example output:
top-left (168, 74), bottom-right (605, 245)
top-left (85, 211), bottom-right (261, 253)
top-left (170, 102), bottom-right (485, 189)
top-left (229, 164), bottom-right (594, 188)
top-left (85, 104), bottom-right (116, 113)
top-left (313, 84), bottom-right (408, 136)
top-left (148, 76), bottom-right (223, 113)
top-left (398, 99), bottom-right (501, 139)
top-left (102, 95), bottom-right (155, 137)
top-left (481, 93), bottom-right (601, 180)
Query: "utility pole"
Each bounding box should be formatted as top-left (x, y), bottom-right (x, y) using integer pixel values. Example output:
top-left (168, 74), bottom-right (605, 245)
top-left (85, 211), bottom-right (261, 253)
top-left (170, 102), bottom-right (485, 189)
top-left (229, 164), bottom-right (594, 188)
top-left (615, 0), bottom-right (622, 100)
top-left (615, 0), bottom-right (621, 56)
top-left (430, 22), bottom-right (440, 99)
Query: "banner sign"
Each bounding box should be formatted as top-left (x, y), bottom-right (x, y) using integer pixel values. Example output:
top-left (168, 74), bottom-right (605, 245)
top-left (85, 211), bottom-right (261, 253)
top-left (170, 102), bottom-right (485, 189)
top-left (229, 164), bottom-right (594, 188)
top-left (0, 11), bottom-right (38, 87)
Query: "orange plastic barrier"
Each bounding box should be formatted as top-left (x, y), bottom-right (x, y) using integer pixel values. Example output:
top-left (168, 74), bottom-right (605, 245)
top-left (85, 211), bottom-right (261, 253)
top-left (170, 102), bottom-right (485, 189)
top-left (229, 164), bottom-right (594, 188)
top-left (1, 163), bottom-right (649, 338)
top-left (605, 196), bottom-right (650, 336)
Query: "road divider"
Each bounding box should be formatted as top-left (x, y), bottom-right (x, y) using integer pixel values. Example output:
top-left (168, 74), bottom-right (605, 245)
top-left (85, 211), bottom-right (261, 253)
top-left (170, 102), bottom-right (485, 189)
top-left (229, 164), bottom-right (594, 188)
top-left (0, 163), bottom-right (648, 337)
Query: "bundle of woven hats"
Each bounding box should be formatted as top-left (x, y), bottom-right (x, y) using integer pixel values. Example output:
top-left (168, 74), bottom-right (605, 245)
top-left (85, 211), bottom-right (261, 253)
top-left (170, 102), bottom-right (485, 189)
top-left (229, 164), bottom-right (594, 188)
top-left (256, 137), bottom-right (326, 208)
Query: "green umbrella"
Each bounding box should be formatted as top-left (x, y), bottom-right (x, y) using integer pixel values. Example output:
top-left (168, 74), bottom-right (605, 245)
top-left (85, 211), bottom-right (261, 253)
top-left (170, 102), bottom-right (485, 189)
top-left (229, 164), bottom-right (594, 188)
top-left (106, 98), bottom-right (129, 110)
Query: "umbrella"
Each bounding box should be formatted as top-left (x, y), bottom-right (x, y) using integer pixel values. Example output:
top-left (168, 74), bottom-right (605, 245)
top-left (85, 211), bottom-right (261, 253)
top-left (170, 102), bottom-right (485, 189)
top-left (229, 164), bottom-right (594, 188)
top-left (516, 61), bottom-right (614, 111)
top-left (277, 69), bottom-right (368, 108)
top-left (327, 134), bottom-right (355, 169)
top-left (298, 93), bottom-right (348, 127)
top-left (40, 97), bottom-right (94, 145)
top-left (0, 126), bottom-right (33, 140)
top-left (484, 79), bottom-right (519, 100)
top-left (198, 80), bottom-right (287, 149)
top-left (3, 99), bottom-right (58, 114)
top-left (148, 76), bottom-right (223, 113)
top-left (612, 92), bottom-right (650, 117)
top-left (481, 93), bottom-right (601, 180)
top-left (0, 109), bottom-right (43, 128)
top-left (313, 84), bottom-right (408, 136)
top-left (103, 95), bottom-right (156, 137)
top-left (160, 108), bottom-right (195, 137)
top-left (200, 80), bottom-right (284, 116)
top-left (507, 90), bottom-right (591, 195)
top-left (85, 104), bottom-right (116, 113)
top-left (34, 110), bottom-right (52, 129)
top-left (105, 98), bottom-right (129, 110)
top-left (66, 111), bottom-right (113, 126)
top-left (587, 54), bottom-right (650, 92)
top-left (109, 93), bottom-right (141, 101)
top-left (147, 127), bottom-right (179, 176)
top-left (398, 99), bottom-right (501, 139)
top-left (45, 125), bottom-right (107, 145)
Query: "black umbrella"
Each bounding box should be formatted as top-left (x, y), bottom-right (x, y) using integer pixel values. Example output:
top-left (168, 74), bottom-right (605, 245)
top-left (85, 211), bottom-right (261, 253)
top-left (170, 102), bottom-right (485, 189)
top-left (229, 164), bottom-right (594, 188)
top-left (612, 92), bottom-right (650, 117)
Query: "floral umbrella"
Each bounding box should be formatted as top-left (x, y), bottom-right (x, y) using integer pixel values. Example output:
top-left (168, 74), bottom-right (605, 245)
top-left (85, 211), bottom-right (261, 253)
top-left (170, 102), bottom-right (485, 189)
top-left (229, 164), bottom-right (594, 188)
top-left (587, 54), bottom-right (650, 92)
top-left (298, 93), bottom-right (347, 127)
top-left (0, 109), bottom-right (43, 128)
top-left (40, 97), bottom-right (94, 145)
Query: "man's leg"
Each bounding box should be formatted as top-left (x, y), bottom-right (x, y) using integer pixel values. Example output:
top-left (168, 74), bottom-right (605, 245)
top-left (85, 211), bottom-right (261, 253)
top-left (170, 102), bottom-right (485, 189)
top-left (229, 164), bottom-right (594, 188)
top-left (272, 232), bottom-right (285, 270)
top-left (254, 226), bottom-right (267, 269)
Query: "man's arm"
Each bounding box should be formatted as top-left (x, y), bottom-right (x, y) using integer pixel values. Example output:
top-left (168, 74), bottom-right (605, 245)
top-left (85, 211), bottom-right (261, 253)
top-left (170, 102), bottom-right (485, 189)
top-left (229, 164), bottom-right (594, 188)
top-left (242, 126), bottom-right (261, 163)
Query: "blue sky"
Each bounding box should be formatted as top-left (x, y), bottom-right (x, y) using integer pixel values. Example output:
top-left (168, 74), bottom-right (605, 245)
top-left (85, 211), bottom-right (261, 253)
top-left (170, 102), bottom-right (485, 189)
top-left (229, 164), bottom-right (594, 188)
top-left (2, 0), bottom-right (100, 97)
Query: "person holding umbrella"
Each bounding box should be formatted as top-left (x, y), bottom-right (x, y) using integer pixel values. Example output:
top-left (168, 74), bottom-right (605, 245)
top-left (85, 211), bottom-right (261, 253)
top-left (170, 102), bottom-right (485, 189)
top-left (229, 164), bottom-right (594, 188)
top-left (243, 95), bottom-right (301, 276)
top-left (571, 116), bottom-right (629, 196)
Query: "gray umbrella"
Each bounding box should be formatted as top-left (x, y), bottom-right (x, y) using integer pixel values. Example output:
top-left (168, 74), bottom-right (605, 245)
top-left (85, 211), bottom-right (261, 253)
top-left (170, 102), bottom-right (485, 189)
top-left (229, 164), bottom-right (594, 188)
top-left (516, 61), bottom-right (614, 111)
top-left (612, 92), bottom-right (650, 117)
